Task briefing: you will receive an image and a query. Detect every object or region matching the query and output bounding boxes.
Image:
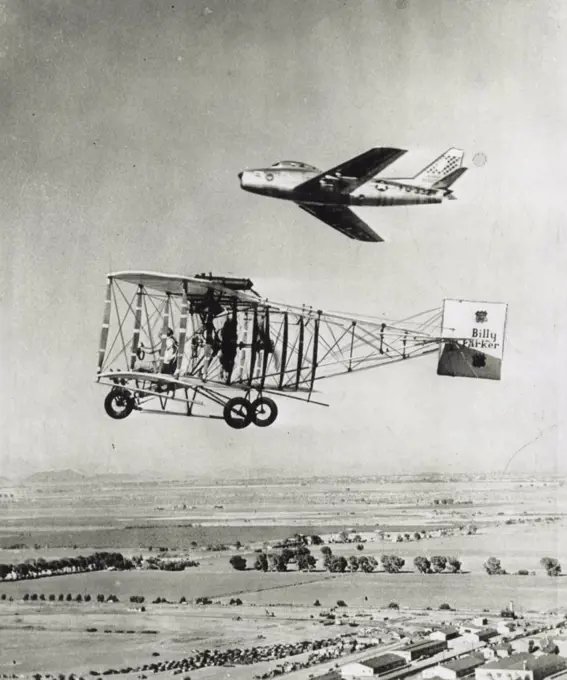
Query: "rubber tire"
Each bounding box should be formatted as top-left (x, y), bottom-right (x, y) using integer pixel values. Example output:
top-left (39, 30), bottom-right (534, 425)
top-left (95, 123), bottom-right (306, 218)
top-left (251, 397), bottom-right (278, 427)
top-left (104, 389), bottom-right (134, 420)
top-left (223, 397), bottom-right (253, 429)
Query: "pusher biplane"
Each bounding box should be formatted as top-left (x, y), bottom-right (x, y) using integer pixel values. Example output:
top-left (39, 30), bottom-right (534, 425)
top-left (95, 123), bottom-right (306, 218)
top-left (96, 272), bottom-right (507, 429)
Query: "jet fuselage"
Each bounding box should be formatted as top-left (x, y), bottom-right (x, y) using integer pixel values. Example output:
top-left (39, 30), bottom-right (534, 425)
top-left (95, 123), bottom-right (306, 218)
top-left (238, 167), bottom-right (444, 206)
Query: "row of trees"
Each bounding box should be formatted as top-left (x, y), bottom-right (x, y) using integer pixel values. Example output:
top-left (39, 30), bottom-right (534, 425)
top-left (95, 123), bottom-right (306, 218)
top-left (229, 548), bottom-right (408, 573)
top-left (131, 555), bottom-right (199, 571)
top-left (230, 550), bottom-right (562, 576)
top-left (413, 556), bottom-right (462, 573)
top-left (21, 593), bottom-right (119, 603)
top-left (253, 545), bottom-right (317, 572)
top-left (0, 551), bottom-right (202, 583)
top-left (0, 552), bottom-right (134, 581)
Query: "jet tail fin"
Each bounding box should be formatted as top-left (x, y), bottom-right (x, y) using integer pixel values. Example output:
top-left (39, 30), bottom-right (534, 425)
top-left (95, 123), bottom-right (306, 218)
top-left (413, 147), bottom-right (465, 188)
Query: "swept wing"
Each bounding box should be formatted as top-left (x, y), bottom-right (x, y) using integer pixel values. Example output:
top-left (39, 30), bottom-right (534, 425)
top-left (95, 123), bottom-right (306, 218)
top-left (297, 204), bottom-right (383, 242)
top-left (294, 147), bottom-right (406, 195)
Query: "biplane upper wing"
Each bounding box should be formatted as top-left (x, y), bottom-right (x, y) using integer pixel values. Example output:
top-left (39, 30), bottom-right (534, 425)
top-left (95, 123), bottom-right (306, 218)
top-left (110, 271), bottom-right (260, 303)
top-left (297, 204), bottom-right (384, 242)
top-left (294, 147), bottom-right (406, 195)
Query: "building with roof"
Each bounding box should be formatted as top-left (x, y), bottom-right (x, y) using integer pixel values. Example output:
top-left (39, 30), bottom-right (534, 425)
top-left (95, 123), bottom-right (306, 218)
top-left (397, 639), bottom-right (448, 662)
top-left (430, 627), bottom-right (461, 642)
top-left (475, 653), bottom-right (567, 680)
top-left (463, 628), bottom-right (499, 644)
top-left (341, 653), bottom-right (406, 678)
top-left (498, 622), bottom-right (518, 636)
top-left (423, 654), bottom-right (486, 680)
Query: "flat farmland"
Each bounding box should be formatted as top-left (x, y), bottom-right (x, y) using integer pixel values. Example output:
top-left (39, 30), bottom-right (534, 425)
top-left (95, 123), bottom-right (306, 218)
top-left (2, 475), bottom-right (566, 679)
top-left (0, 603), bottom-right (336, 676)
top-left (0, 569), bottom-right (334, 601)
top-left (327, 522), bottom-right (567, 574)
top-left (238, 571), bottom-right (566, 611)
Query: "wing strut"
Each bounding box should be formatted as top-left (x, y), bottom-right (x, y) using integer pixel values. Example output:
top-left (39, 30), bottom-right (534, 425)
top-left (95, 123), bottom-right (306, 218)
top-left (249, 306), bottom-right (259, 387)
top-left (295, 316), bottom-right (304, 390)
top-left (279, 312), bottom-right (289, 390)
top-left (159, 294), bottom-right (171, 372)
top-left (176, 283), bottom-right (189, 377)
top-left (97, 279), bottom-right (112, 374)
top-left (259, 308), bottom-right (270, 390)
top-left (130, 285), bottom-right (144, 370)
top-left (309, 312), bottom-right (321, 397)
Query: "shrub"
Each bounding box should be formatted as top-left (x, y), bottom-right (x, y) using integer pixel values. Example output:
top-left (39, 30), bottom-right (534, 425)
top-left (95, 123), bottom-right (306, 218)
top-left (336, 600), bottom-right (347, 607)
top-left (229, 555), bottom-right (247, 571)
top-left (540, 557), bottom-right (562, 577)
top-left (484, 557), bottom-right (506, 575)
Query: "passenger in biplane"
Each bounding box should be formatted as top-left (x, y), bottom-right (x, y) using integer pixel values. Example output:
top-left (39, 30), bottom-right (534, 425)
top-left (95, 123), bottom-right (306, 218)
top-left (162, 328), bottom-right (178, 375)
top-left (135, 328), bottom-right (178, 376)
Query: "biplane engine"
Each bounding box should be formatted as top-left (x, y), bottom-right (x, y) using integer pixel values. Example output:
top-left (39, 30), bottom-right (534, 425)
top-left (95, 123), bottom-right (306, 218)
top-left (437, 300), bottom-right (508, 380)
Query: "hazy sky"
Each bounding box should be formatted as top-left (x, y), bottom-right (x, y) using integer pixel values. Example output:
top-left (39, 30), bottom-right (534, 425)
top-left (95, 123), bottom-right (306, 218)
top-left (1, 0), bottom-right (565, 479)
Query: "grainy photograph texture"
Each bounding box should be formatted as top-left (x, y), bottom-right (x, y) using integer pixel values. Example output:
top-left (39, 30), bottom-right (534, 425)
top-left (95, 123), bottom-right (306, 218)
top-left (1, 1), bottom-right (566, 679)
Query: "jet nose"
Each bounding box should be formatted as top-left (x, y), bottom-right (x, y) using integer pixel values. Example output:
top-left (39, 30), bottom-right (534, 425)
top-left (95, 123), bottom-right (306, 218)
top-left (238, 171), bottom-right (243, 181)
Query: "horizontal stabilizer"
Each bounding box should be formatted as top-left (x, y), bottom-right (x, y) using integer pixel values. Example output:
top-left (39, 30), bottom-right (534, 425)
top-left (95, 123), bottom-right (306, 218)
top-left (437, 344), bottom-right (502, 380)
top-left (432, 167), bottom-right (467, 190)
top-left (437, 300), bottom-right (508, 381)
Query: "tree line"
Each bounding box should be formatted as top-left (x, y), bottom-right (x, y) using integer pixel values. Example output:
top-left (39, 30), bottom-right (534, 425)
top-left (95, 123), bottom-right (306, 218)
top-left (0, 552), bottom-right (133, 581)
top-left (0, 551), bottom-right (200, 582)
top-left (230, 548), bottom-right (563, 576)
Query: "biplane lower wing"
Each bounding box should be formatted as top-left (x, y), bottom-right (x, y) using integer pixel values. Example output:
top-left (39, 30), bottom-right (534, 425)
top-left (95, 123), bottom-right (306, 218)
top-left (297, 204), bottom-right (384, 242)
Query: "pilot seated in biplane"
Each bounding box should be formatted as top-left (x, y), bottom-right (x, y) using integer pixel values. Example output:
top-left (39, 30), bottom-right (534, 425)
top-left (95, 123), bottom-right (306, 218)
top-left (135, 328), bottom-right (178, 376)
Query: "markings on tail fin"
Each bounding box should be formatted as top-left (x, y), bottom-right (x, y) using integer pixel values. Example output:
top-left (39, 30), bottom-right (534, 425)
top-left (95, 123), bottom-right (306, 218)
top-left (413, 148), bottom-right (465, 187)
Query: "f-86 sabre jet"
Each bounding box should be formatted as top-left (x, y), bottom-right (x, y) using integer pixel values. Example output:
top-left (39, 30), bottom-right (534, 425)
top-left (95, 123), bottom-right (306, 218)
top-left (238, 147), bottom-right (467, 242)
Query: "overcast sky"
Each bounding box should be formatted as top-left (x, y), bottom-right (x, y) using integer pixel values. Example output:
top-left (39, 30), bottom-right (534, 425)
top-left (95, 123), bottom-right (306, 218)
top-left (1, 0), bottom-right (565, 479)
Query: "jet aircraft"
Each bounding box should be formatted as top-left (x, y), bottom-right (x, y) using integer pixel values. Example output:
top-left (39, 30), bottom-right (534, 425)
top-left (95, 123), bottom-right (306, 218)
top-left (238, 147), bottom-right (467, 242)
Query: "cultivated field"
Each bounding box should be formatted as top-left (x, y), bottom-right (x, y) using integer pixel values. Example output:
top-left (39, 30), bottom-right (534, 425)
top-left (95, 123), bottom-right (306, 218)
top-left (1, 475), bottom-right (566, 678)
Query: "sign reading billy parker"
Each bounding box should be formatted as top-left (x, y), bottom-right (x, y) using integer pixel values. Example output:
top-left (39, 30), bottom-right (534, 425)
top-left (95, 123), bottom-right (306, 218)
top-left (437, 300), bottom-right (508, 381)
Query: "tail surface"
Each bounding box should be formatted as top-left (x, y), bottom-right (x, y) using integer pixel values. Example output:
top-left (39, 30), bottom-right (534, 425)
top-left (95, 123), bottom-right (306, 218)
top-left (413, 147), bottom-right (465, 188)
top-left (431, 167), bottom-right (467, 190)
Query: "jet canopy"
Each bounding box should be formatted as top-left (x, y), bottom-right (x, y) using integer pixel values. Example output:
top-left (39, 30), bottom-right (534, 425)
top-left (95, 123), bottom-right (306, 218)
top-left (270, 161), bottom-right (319, 170)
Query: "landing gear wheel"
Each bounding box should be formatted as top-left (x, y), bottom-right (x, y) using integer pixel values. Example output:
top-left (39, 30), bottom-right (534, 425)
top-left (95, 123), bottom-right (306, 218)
top-left (251, 397), bottom-right (278, 427)
top-left (104, 388), bottom-right (134, 420)
top-left (223, 397), bottom-right (253, 429)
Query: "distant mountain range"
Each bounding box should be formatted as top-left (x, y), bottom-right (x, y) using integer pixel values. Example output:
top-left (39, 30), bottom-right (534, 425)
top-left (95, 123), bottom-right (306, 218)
top-left (21, 469), bottom-right (167, 485)
top-left (14, 468), bottom-right (565, 486)
top-left (24, 469), bottom-right (87, 484)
